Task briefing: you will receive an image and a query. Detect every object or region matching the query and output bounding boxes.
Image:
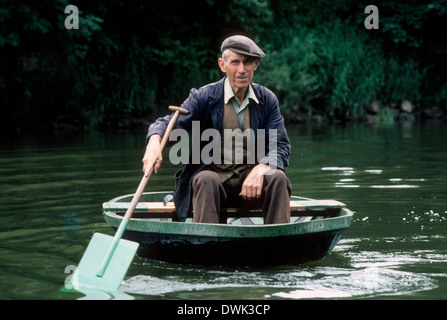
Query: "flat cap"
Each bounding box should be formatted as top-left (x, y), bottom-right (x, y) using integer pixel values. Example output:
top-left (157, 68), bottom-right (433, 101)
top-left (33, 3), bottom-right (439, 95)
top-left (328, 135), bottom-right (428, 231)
top-left (221, 35), bottom-right (265, 59)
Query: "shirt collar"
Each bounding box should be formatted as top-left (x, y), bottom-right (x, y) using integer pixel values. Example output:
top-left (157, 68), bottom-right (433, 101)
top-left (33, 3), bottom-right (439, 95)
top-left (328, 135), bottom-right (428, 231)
top-left (224, 77), bottom-right (259, 105)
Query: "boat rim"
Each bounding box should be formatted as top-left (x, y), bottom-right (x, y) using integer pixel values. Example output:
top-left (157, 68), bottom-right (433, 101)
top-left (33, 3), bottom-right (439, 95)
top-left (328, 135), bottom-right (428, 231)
top-left (102, 192), bottom-right (354, 238)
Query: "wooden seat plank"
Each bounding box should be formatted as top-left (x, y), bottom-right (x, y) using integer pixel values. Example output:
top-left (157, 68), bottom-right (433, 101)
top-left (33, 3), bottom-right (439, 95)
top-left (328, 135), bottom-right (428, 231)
top-left (104, 199), bottom-right (345, 220)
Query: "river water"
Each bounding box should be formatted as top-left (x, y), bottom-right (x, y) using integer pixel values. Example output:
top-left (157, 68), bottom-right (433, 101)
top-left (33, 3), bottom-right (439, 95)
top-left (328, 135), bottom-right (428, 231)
top-left (0, 121), bottom-right (446, 300)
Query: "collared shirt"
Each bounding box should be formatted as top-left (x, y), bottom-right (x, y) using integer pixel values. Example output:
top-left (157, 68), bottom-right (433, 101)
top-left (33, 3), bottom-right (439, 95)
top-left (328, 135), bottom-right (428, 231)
top-left (224, 77), bottom-right (259, 126)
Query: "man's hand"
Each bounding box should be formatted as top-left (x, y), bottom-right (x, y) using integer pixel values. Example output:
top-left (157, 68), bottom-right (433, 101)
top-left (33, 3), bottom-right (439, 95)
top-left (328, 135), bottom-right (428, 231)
top-left (142, 134), bottom-right (162, 176)
top-left (239, 164), bottom-right (270, 200)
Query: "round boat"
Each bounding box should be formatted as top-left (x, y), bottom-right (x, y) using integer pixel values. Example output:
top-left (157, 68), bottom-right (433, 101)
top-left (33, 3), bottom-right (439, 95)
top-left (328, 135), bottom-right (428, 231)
top-left (102, 191), bottom-right (353, 267)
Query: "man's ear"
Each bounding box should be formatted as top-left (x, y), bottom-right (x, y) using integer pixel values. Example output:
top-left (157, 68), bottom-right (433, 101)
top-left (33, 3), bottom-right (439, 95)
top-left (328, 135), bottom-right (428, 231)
top-left (254, 59), bottom-right (260, 71)
top-left (218, 58), bottom-right (226, 73)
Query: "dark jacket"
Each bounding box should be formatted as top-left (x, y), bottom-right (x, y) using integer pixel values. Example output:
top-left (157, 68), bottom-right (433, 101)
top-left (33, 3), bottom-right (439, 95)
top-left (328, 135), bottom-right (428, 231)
top-left (146, 77), bottom-right (291, 221)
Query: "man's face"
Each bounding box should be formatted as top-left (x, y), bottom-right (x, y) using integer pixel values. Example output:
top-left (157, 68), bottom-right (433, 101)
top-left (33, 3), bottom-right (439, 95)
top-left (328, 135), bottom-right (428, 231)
top-left (218, 50), bottom-right (259, 93)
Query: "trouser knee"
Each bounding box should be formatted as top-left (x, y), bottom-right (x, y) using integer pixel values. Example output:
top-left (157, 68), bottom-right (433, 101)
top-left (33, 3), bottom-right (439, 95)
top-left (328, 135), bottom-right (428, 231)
top-left (192, 170), bottom-right (222, 192)
top-left (264, 170), bottom-right (291, 194)
top-left (192, 170), bottom-right (224, 223)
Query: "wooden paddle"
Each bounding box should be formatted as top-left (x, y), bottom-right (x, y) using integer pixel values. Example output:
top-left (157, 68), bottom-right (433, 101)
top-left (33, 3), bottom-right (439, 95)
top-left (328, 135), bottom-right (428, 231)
top-left (69, 106), bottom-right (188, 292)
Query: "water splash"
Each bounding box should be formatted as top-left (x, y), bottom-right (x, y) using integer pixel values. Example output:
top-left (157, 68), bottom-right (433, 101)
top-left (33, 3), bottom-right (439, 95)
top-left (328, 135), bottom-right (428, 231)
top-left (271, 267), bottom-right (437, 299)
top-left (120, 256), bottom-right (439, 299)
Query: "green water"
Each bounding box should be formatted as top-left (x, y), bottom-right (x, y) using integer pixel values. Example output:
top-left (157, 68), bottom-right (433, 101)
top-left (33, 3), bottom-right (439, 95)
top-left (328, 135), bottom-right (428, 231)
top-left (0, 122), bottom-right (446, 300)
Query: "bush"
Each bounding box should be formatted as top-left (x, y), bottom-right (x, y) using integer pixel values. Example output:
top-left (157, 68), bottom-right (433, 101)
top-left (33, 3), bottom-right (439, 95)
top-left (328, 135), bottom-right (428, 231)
top-left (256, 18), bottom-right (425, 121)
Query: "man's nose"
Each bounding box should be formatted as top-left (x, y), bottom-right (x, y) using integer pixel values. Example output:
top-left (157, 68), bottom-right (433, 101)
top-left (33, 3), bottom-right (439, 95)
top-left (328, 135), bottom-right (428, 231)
top-left (237, 63), bottom-right (246, 73)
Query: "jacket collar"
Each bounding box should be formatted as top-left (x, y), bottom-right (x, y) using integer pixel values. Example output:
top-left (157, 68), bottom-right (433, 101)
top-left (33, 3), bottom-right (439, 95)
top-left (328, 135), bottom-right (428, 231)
top-left (209, 77), bottom-right (263, 132)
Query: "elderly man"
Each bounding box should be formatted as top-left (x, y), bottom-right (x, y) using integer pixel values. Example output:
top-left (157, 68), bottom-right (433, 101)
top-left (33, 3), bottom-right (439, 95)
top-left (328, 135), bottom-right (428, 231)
top-left (143, 35), bottom-right (291, 224)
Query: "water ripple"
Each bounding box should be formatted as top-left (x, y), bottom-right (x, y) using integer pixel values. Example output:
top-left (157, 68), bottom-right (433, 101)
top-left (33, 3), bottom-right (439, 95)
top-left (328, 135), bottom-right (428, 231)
top-left (271, 267), bottom-right (437, 299)
top-left (120, 261), bottom-right (439, 300)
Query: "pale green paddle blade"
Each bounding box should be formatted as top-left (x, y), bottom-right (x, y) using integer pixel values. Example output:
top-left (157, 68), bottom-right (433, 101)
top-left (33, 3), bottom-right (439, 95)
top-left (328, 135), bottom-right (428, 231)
top-left (69, 232), bottom-right (139, 292)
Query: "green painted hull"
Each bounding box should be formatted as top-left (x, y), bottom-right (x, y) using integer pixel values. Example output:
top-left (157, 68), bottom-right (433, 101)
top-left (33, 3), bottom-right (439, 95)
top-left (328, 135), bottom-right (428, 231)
top-left (102, 192), bottom-right (353, 267)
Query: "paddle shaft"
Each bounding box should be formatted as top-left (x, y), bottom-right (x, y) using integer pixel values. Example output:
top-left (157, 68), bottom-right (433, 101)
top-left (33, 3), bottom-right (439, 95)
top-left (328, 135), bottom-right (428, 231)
top-left (96, 106), bottom-right (187, 277)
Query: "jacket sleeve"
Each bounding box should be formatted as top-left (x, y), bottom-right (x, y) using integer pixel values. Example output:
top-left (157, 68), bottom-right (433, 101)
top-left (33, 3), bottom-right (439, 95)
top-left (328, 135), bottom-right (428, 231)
top-left (258, 91), bottom-right (291, 172)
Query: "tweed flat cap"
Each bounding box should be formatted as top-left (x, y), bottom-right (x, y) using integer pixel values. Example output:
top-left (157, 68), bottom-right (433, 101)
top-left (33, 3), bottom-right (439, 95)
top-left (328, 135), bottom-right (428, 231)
top-left (221, 35), bottom-right (265, 59)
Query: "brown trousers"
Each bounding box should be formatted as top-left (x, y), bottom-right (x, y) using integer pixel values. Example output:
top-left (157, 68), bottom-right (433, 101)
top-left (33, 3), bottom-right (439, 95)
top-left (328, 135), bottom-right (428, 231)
top-left (192, 167), bottom-right (292, 224)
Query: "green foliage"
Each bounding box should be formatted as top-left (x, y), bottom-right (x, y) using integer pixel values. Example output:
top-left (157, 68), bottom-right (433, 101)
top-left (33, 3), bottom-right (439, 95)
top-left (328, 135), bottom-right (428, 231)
top-left (255, 28), bottom-right (320, 113)
top-left (0, 0), bottom-right (446, 132)
top-left (380, 56), bottom-right (425, 105)
top-left (257, 18), bottom-right (386, 118)
top-left (256, 0), bottom-right (441, 120)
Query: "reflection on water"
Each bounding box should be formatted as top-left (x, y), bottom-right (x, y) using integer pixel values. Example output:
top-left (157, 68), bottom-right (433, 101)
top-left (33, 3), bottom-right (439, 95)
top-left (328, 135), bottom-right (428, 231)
top-left (271, 267), bottom-right (437, 299)
top-left (1, 122), bottom-right (446, 299)
top-left (119, 232), bottom-right (446, 300)
top-left (322, 167), bottom-right (422, 188)
top-left (121, 258), bottom-right (440, 300)
top-left (120, 233), bottom-right (445, 299)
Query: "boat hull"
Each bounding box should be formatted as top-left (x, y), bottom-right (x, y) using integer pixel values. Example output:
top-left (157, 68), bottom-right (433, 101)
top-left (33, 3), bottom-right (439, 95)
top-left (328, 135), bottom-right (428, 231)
top-left (115, 227), bottom-right (346, 267)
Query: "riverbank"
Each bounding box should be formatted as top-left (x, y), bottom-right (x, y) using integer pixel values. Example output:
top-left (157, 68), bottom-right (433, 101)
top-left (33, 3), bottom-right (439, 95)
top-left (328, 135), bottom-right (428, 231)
top-left (8, 100), bottom-right (446, 135)
top-left (284, 101), bottom-right (447, 126)
top-left (68, 101), bottom-right (447, 133)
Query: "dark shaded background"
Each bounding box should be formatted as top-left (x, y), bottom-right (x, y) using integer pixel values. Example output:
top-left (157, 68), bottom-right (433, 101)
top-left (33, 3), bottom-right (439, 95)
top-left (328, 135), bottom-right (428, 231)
top-left (1, 0), bottom-right (446, 133)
